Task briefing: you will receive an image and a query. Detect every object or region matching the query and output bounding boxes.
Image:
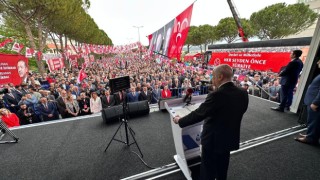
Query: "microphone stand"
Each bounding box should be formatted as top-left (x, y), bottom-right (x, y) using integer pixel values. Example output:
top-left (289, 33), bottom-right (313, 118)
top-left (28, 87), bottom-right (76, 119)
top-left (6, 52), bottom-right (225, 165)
top-left (0, 119), bottom-right (19, 144)
top-left (104, 90), bottom-right (143, 157)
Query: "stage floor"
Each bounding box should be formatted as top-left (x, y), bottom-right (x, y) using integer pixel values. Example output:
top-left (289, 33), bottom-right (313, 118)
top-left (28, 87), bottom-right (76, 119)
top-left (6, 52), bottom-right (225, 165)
top-left (0, 96), bottom-right (318, 180)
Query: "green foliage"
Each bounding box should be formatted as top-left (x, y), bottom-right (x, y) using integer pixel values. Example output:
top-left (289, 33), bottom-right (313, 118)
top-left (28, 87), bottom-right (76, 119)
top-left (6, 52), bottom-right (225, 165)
top-left (215, 17), bottom-right (255, 43)
top-left (0, 0), bottom-right (113, 74)
top-left (250, 3), bottom-right (318, 39)
top-left (28, 58), bottom-right (39, 72)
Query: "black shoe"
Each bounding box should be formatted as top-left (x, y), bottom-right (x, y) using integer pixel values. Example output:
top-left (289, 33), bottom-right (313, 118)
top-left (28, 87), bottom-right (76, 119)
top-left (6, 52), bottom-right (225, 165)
top-left (285, 107), bottom-right (290, 111)
top-left (271, 107), bottom-right (284, 112)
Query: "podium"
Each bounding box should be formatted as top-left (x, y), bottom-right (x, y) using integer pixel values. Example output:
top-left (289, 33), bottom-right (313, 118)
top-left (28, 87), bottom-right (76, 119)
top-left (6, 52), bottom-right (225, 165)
top-left (165, 95), bottom-right (207, 180)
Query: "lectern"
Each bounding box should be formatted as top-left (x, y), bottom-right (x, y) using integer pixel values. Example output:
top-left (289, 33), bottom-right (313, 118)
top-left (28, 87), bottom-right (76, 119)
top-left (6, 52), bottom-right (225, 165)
top-left (165, 95), bottom-right (207, 180)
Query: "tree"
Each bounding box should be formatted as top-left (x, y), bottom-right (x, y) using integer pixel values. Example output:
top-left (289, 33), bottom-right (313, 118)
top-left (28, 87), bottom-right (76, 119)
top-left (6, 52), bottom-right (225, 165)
top-left (185, 26), bottom-right (197, 53)
top-left (0, 0), bottom-right (113, 74)
top-left (250, 3), bottom-right (318, 40)
top-left (215, 17), bottom-right (255, 43)
top-left (0, 0), bottom-right (66, 74)
top-left (198, 24), bottom-right (217, 51)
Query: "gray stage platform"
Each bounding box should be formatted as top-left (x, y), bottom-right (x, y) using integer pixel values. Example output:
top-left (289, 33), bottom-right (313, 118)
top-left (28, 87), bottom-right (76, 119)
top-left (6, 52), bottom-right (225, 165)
top-left (0, 96), bottom-right (317, 180)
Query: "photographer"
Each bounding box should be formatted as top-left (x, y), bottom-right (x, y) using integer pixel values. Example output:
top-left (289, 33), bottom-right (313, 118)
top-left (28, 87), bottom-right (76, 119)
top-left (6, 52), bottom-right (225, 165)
top-left (17, 103), bottom-right (39, 125)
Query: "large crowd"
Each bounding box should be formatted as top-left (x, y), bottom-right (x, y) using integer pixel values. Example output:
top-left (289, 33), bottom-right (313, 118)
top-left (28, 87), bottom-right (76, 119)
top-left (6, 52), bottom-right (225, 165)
top-left (0, 56), bottom-right (287, 128)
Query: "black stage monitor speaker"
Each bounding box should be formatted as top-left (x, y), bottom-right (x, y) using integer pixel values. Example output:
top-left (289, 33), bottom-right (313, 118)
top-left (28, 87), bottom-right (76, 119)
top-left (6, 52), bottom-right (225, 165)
top-left (109, 76), bottom-right (130, 94)
top-left (101, 105), bottom-right (124, 123)
top-left (127, 100), bottom-right (150, 117)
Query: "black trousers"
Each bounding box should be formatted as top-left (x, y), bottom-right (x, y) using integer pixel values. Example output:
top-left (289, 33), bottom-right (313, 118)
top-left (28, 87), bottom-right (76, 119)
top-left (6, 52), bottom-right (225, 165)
top-left (200, 146), bottom-right (230, 180)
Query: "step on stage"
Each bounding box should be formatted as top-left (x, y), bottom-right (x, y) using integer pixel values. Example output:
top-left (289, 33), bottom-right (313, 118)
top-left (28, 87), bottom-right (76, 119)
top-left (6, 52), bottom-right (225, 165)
top-left (0, 96), bottom-right (319, 180)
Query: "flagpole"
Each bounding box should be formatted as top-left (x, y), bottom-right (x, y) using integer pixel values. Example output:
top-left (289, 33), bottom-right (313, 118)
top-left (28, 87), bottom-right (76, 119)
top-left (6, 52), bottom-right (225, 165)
top-left (153, 51), bottom-right (170, 59)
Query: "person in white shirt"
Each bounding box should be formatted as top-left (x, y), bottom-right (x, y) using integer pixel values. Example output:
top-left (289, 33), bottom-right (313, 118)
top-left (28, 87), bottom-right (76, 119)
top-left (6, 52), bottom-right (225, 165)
top-left (90, 91), bottom-right (102, 114)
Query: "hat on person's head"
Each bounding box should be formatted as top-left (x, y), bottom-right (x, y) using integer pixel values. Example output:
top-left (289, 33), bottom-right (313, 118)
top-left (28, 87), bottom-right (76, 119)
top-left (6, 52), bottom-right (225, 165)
top-left (21, 83), bottom-right (28, 87)
top-left (19, 103), bottom-right (26, 106)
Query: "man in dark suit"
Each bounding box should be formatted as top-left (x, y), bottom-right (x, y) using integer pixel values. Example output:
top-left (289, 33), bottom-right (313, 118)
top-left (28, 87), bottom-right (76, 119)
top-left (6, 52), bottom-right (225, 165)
top-left (138, 86), bottom-right (151, 103)
top-left (3, 89), bottom-right (19, 112)
top-left (12, 85), bottom-right (23, 101)
top-left (114, 90), bottom-right (126, 105)
top-left (38, 97), bottom-right (59, 121)
top-left (295, 60), bottom-right (320, 145)
top-left (271, 50), bottom-right (303, 112)
top-left (151, 84), bottom-right (161, 104)
top-left (127, 87), bottom-right (139, 103)
top-left (101, 90), bottom-right (115, 108)
top-left (56, 90), bottom-right (69, 119)
top-left (173, 64), bottom-right (249, 180)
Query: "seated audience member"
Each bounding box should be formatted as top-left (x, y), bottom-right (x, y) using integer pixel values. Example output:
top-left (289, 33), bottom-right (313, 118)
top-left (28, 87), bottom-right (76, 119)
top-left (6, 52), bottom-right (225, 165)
top-left (269, 80), bottom-right (281, 102)
top-left (38, 97), bottom-right (59, 121)
top-left (161, 85), bottom-right (172, 99)
top-left (0, 108), bottom-right (20, 128)
top-left (17, 103), bottom-right (39, 125)
top-left (242, 84), bottom-right (249, 92)
top-left (78, 92), bottom-right (91, 116)
top-left (240, 76), bottom-right (252, 87)
top-left (65, 95), bottom-right (80, 117)
top-left (101, 89), bottom-right (115, 108)
top-left (90, 92), bottom-right (102, 114)
top-left (127, 87), bottom-right (139, 103)
top-left (139, 86), bottom-right (151, 103)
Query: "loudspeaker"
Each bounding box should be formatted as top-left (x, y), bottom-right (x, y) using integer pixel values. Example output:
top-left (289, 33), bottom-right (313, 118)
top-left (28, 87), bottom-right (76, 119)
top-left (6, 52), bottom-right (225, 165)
top-left (127, 100), bottom-right (150, 117)
top-left (101, 105), bottom-right (124, 123)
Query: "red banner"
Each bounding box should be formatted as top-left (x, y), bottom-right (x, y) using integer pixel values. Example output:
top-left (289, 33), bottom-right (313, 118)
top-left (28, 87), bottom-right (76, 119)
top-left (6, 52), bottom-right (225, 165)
top-left (47, 58), bottom-right (65, 72)
top-left (0, 54), bottom-right (28, 85)
top-left (167, 4), bottom-right (194, 60)
top-left (69, 55), bottom-right (79, 68)
top-left (0, 38), bottom-right (13, 48)
top-left (209, 52), bottom-right (291, 72)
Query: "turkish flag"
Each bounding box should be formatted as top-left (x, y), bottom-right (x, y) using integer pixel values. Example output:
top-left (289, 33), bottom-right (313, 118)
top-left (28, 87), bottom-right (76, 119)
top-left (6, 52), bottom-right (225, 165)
top-left (12, 42), bottom-right (24, 53)
top-left (25, 47), bottom-right (34, 58)
top-left (167, 4), bottom-right (194, 60)
top-left (77, 69), bottom-right (87, 83)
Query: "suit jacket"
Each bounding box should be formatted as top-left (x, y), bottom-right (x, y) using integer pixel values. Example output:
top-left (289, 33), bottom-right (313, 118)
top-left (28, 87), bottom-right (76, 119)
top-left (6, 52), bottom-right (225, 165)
top-left (127, 92), bottom-right (139, 103)
top-left (12, 89), bottom-right (23, 101)
top-left (17, 107), bottom-right (37, 125)
top-left (178, 82), bottom-right (249, 153)
top-left (151, 88), bottom-right (161, 104)
top-left (139, 91), bottom-right (151, 102)
top-left (279, 58), bottom-right (303, 87)
top-left (21, 88), bottom-right (30, 95)
top-left (38, 102), bottom-right (59, 120)
top-left (56, 96), bottom-right (68, 117)
top-left (3, 93), bottom-right (19, 106)
top-left (101, 95), bottom-right (115, 108)
top-left (114, 91), bottom-right (126, 105)
top-left (304, 74), bottom-right (320, 106)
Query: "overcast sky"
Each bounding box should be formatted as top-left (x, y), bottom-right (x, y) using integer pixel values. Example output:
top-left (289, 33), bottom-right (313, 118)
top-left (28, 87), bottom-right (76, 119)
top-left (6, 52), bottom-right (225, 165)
top-left (88, 0), bottom-right (297, 46)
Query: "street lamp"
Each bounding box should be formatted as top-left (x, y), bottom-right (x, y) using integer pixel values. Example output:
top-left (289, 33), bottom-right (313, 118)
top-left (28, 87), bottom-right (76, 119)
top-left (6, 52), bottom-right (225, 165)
top-left (133, 26), bottom-right (143, 42)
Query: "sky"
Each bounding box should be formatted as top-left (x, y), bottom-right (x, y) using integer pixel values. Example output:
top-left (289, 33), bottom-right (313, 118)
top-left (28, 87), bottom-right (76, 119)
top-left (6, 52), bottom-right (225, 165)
top-left (88, 0), bottom-right (297, 46)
